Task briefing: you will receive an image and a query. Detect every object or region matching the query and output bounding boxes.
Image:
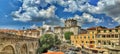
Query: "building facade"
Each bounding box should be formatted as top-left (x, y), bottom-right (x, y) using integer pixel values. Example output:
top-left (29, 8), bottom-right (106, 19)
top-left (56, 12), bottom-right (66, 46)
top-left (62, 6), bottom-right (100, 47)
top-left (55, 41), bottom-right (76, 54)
top-left (17, 29), bottom-right (41, 38)
top-left (0, 30), bottom-right (39, 54)
top-left (96, 27), bottom-right (120, 48)
top-left (71, 27), bottom-right (96, 48)
top-left (54, 19), bottom-right (81, 41)
top-left (71, 26), bottom-right (120, 49)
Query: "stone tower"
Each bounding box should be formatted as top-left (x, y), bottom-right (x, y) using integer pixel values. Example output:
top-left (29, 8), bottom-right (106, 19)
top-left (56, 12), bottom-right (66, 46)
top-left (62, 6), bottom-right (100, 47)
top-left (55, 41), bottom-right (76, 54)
top-left (54, 19), bottom-right (81, 41)
top-left (65, 19), bottom-right (77, 27)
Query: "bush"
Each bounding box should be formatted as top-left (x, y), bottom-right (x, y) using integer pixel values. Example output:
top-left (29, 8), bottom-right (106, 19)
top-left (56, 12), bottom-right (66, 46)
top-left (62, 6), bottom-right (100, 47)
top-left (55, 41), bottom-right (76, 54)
top-left (64, 32), bottom-right (73, 40)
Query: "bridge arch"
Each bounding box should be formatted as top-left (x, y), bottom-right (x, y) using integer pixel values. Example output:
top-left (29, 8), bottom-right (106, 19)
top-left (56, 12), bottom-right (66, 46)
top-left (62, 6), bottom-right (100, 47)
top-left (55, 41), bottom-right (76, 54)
top-left (28, 42), bottom-right (35, 54)
top-left (2, 45), bottom-right (15, 54)
top-left (20, 44), bottom-right (28, 54)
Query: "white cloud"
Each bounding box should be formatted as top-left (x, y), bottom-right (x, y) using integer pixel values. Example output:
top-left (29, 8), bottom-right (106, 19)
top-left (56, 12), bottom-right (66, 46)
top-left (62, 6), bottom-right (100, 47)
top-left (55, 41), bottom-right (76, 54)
top-left (12, 0), bottom-right (64, 26)
top-left (60, 0), bottom-right (120, 24)
top-left (39, 6), bottom-right (56, 18)
top-left (11, 0), bottom-right (120, 26)
top-left (97, 0), bottom-right (120, 24)
top-left (64, 0), bottom-right (78, 12)
top-left (12, 0), bottom-right (56, 22)
top-left (30, 24), bottom-right (38, 29)
top-left (35, 0), bottom-right (40, 4)
top-left (70, 13), bottom-right (102, 26)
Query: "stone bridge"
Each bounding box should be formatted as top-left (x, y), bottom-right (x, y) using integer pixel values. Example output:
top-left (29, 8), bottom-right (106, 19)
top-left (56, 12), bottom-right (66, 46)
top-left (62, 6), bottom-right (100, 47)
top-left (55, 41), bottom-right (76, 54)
top-left (0, 32), bottom-right (39, 54)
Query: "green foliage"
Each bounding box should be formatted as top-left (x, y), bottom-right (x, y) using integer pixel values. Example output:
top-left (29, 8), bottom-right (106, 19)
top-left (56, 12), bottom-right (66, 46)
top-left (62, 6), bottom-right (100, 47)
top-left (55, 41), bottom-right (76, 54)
top-left (54, 35), bottom-right (61, 45)
top-left (40, 34), bottom-right (54, 47)
top-left (37, 34), bottom-right (61, 53)
top-left (64, 32), bottom-right (73, 40)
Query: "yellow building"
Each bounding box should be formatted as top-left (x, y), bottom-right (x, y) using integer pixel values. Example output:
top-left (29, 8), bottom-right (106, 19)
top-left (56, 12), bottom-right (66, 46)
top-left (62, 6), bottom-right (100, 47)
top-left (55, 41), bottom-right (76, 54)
top-left (71, 27), bottom-right (97, 48)
top-left (87, 27), bottom-right (97, 48)
top-left (96, 27), bottom-right (120, 48)
top-left (71, 26), bottom-right (120, 49)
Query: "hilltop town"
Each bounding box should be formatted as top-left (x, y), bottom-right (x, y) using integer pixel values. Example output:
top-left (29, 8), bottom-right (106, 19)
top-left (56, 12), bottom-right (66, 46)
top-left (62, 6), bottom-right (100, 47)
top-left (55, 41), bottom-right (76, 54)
top-left (0, 19), bottom-right (120, 54)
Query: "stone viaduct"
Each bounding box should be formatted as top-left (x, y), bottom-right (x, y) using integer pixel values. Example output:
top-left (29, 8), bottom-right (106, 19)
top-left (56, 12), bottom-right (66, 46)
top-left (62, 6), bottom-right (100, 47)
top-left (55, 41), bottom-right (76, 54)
top-left (0, 32), bottom-right (39, 54)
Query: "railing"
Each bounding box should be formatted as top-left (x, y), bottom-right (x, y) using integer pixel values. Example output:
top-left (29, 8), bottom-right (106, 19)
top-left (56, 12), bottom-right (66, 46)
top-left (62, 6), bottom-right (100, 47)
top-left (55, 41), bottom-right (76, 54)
top-left (0, 32), bottom-right (38, 41)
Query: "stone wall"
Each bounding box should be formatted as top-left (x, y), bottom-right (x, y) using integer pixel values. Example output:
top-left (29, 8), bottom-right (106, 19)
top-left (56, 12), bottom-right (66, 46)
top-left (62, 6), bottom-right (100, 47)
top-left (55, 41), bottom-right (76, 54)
top-left (0, 32), bottom-right (39, 54)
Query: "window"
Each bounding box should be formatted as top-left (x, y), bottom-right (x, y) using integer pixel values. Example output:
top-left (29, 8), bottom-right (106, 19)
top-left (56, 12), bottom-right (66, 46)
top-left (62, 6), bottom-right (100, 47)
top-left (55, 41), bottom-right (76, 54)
top-left (90, 41), bottom-right (95, 44)
top-left (109, 30), bottom-right (112, 32)
top-left (77, 36), bottom-right (79, 39)
top-left (88, 36), bottom-right (90, 39)
top-left (111, 35), bottom-right (114, 38)
top-left (108, 41), bottom-right (111, 45)
top-left (76, 41), bottom-right (77, 43)
top-left (112, 43), bottom-right (114, 47)
top-left (104, 30), bottom-right (106, 33)
top-left (115, 35), bottom-right (118, 38)
top-left (80, 36), bottom-right (82, 39)
top-left (92, 36), bottom-right (94, 39)
top-left (82, 41), bottom-right (84, 43)
top-left (102, 35), bottom-right (105, 38)
top-left (97, 35), bottom-right (100, 38)
top-left (98, 40), bottom-right (101, 43)
top-left (115, 29), bottom-right (118, 32)
top-left (98, 30), bottom-right (100, 33)
top-left (84, 36), bottom-right (86, 39)
top-left (104, 41), bottom-right (106, 45)
top-left (107, 35), bottom-right (110, 38)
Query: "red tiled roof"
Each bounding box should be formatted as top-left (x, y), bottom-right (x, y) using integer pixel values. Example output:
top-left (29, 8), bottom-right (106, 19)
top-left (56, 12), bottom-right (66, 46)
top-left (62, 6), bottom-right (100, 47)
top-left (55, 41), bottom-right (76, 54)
top-left (87, 27), bottom-right (96, 30)
top-left (44, 52), bottom-right (64, 54)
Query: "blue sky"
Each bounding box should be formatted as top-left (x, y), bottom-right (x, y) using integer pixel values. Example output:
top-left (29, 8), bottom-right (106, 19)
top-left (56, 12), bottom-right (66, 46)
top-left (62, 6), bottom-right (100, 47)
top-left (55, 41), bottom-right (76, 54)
top-left (0, 0), bottom-right (120, 29)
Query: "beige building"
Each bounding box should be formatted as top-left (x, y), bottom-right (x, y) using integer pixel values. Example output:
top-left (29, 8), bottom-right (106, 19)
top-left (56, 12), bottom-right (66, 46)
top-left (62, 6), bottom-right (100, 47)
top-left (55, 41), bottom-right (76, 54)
top-left (71, 27), bottom-right (97, 48)
top-left (96, 27), bottom-right (120, 48)
top-left (54, 19), bottom-right (81, 41)
top-left (17, 29), bottom-right (41, 38)
top-left (71, 26), bottom-right (120, 54)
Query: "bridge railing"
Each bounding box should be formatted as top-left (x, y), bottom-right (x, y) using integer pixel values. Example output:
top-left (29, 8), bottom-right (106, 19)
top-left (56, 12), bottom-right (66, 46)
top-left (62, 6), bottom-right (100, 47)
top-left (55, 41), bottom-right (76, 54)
top-left (0, 32), bottom-right (39, 41)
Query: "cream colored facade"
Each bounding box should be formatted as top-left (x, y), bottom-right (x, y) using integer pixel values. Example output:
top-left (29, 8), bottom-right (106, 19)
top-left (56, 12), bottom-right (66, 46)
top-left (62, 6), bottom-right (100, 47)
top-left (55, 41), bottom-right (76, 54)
top-left (96, 28), bottom-right (120, 48)
top-left (71, 28), bottom-right (97, 48)
top-left (17, 29), bottom-right (41, 38)
top-left (54, 19), bottom-right (81, 41)
top-left (71, 26), bottom-right (120, 49)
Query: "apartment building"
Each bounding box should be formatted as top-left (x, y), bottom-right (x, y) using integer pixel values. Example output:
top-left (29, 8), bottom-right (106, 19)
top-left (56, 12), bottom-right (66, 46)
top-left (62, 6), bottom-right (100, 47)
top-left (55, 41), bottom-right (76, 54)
top-left (71, 28), bottom-right (97, 48)
top-left (71, 26), bottom-right (120, 49)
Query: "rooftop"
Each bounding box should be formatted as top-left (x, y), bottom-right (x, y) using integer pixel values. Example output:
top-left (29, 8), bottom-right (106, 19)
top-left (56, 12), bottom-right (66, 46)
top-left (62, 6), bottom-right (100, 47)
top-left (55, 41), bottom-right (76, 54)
top-left (87, 27), bottom-right (96, 30)
top-left (44, 51), bottom-right (64, 54)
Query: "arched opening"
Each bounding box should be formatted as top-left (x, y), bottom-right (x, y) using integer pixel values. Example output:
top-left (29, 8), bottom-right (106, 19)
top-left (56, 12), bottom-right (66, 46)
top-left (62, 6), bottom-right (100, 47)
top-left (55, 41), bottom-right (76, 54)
top-left (29, 43), bottom-right (34, 54)
top-left (20, 44), bottom-right (27, 54)
top-left (2, 45), bottom-right (15, 54)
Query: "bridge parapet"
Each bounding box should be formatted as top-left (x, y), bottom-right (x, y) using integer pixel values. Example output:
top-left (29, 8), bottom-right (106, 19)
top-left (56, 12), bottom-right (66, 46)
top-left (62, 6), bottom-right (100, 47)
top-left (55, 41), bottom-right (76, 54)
top-left (0, 32), bottom-right (39, 54)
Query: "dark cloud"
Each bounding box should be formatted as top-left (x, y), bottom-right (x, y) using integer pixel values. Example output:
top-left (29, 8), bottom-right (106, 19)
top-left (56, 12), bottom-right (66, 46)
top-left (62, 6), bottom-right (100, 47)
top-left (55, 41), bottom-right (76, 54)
top-left (103, 1), bottom-right (120, 17)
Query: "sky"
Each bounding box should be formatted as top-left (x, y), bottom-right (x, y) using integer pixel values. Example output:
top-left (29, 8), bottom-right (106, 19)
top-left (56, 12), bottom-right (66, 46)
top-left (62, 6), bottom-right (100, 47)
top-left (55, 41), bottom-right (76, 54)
top-left (0, 0), bottom-right (120, 29)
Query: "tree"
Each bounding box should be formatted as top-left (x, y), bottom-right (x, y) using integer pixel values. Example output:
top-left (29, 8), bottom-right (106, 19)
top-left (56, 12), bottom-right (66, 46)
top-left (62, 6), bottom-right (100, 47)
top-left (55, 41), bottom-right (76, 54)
top-left (64, 32), bottom-right (73, 40)
top-left (54, 35), bottom-right (61, 45)
top-left (36, 34), bottom-right (61, 54)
